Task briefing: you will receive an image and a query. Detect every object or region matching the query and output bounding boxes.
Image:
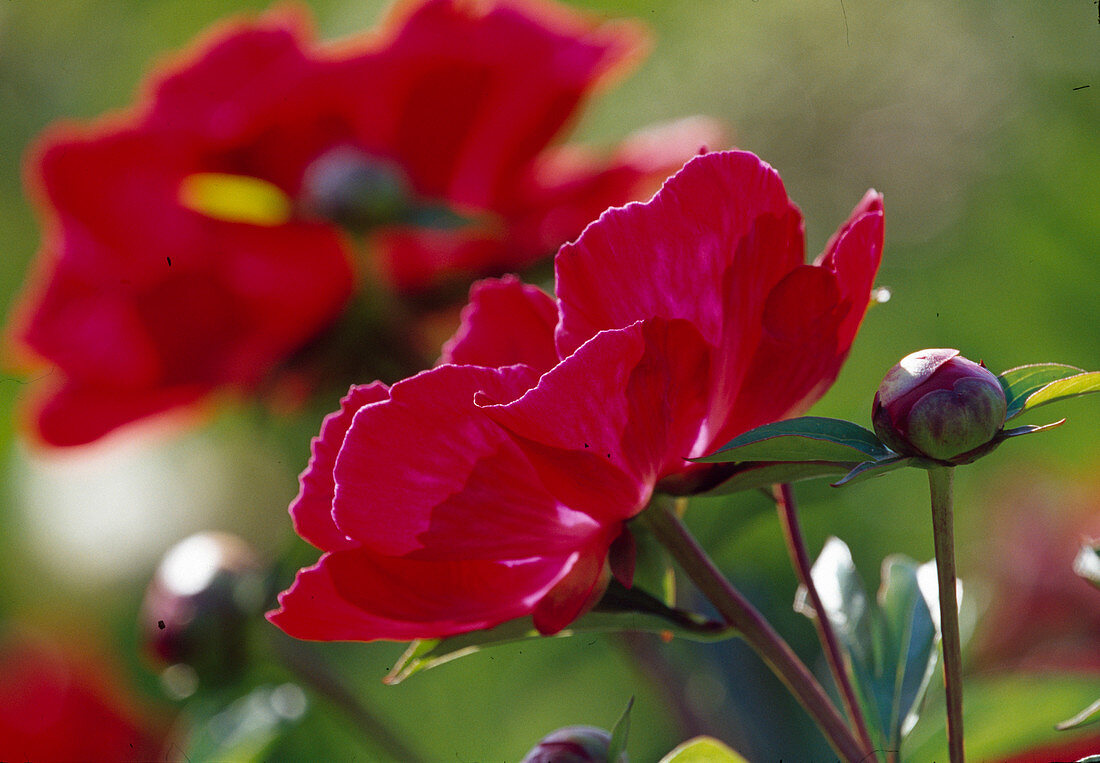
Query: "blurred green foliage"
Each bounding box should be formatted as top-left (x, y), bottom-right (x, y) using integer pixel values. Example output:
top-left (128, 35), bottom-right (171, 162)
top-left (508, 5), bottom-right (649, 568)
top-left (1, 1), bottom-right (1097, 760)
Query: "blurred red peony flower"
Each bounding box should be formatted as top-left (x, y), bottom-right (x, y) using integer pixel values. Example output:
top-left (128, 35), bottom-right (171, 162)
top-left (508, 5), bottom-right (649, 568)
top-left (10, 0), bottom-right (717, 447)
top-left (0, 634), bottom-right (166, 762)
top-left (971, 477), bottom-right (1100, 675)
top-left (268, 149), bottom-right (884, 641)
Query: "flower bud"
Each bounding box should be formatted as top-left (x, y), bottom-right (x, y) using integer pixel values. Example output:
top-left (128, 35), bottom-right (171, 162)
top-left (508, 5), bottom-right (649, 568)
top-left (872, 348), bottom-right (1007, 464)
top-left (521, 726), bottom-right (626, 763)
top-left (299, 146), bottom-right (411, 231)
top-left (140, 532), bottom-right (268, 682)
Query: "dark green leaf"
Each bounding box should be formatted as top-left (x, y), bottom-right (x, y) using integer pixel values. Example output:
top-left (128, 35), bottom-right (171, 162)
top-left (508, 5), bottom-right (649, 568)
top-left (696, 460), bottom-right (858, 496)
top-left (607, 696), bottom-right (634, 763)
top-left (385, 584), bottom-right (733, 684)
top-left (832, 455), bottom-right (919, 487)
top-left (696, 416), bottom-right (891, 464)
top-left (1073, 544), bottom-right (1100, 590)
top-left (659, 736), bottom-right (749, 762)
top-left (797, 538), bottom-right (939, 753)
top-left (997, 363), bottom-right (1088, 419)
top-left (1057, 696), bottom-right (1100, 731)
top-left (1017, 371), bottom-right (1100, 416)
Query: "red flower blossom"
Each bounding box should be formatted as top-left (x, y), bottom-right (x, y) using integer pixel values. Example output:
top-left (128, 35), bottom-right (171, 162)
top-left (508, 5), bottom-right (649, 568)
top-left (269, 149), bottom-right (884, 641)
top-left (10, 0), bottom-right (717, 447)
top-left (0, 635), bottom-right (166, 762)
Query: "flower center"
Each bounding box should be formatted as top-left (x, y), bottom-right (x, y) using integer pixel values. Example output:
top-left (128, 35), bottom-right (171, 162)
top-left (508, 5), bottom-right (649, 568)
top-left (298, 147), bottom-right (412, 233)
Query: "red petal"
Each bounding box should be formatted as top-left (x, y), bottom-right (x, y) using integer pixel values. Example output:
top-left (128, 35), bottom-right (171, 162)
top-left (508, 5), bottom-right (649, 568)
top-left (532, 546), bottom-right (611, 635)
top-left (268, 549), bottom-right (569, 641)
top-left (31, 382), bottom-right (204, 448)
top-left (480, 319), bottom-right (711, 521)
top-left (555, 150), bottom-right (803, 359)
top-left (815, 195), bottom-right (885, 354)
top-left (331, 364), bottom-right (604, 561)
top-left (290, 383), bottom-right (390, 552)
top-left (340, 0), bottom-right (643, 208)
top-left (440, 275), bottom-right (559, 372)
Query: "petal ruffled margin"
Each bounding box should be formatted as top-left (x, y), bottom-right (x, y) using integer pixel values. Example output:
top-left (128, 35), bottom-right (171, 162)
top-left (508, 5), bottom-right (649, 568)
top-left (290, 382), bottom-right (390, 552)
top-left (439, 275), bottom-right (558, 372)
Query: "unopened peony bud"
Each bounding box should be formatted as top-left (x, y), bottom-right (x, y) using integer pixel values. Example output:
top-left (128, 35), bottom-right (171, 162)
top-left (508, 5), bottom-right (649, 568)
top-left (299, 147), bottom-right (411, 231)
top-left (140, 532), bottom-right (268, 682)
top-left (521, 726), bottom-right (627, 763)
top-left (872, 348), bottom-right (1007, 464)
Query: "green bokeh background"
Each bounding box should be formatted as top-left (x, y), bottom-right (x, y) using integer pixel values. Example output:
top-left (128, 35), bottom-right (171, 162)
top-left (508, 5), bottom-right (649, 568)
top-left (0, 1), bottom-right (1097, 760)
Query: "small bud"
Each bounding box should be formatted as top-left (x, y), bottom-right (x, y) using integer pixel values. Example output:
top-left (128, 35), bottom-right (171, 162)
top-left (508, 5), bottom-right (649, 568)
top-left (140, 532), bottom-right (268, 682)
top-left (872, 348), bottom-right (1007, 464)
top-left (521, 726), bottom-right (626, 763)
top-left (299, 146), bottom-right (411, 231)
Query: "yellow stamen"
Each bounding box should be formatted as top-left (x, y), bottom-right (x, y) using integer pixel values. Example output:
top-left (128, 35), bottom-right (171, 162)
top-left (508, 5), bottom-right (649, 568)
top-left (178, 173), bottom-right (292, 227)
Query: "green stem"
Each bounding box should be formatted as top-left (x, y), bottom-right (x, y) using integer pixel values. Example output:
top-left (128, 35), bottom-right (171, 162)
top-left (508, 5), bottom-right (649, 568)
top-left (927, 466), bottom-right (964, 763)
top-left (270, 633), bottom-right (428, 763)
top-left (640, 498), bottom-right (867, 763)
top-left (773, 483), bottom-right (877, 758)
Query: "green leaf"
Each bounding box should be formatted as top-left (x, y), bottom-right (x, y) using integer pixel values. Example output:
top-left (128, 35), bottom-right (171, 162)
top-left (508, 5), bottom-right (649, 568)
top-left (658, 736), bottom-right (750, 763)
top-left (796, 538), bottom-right (939, 753)
top-left (696, 416), bottom-right (892, 464)
top-left (696, 460), bottom-right (858, 496)
top-left (1058, 696), bottom-right (1100, 731)
top-left (607, 696), bottom-right (634, 763)
top-left (1016, 371), bottom-right (1100, 416)
top-left (997, 363), bottom-right (1087, 419)
top-left (903, 674), bottom-right (1100, 760)
top-left (1073, 544), bottom-right (1100, 590)
top-left (385, 583), bottom-right (733, 684)
top-left (832, 454), bottom-right (919, 487)
top-left (184, 684), bottom-right (311, 762)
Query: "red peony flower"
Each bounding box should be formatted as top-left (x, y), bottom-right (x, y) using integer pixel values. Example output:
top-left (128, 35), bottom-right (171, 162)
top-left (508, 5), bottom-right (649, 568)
top-left (0, 635), bottom-right (166, 762)
top-left (10, 0), bottom-right (717, 447)
top-left (268, 149), bottom-right (884, 641)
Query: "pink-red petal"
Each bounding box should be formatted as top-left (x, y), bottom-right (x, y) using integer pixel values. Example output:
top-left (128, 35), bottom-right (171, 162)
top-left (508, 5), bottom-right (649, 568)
top-left (331, 364), bottom-right (603, 561)
top-left (268, 548), bottom-right (569, 641)
top-left (439, 275), bottom-right (558, 372)
top-left (480, 319), bottom-right (711, 521)
top-left (290, 383), bottom-right (390, 552)
top-left (554, 149), bottom-right (803, 359)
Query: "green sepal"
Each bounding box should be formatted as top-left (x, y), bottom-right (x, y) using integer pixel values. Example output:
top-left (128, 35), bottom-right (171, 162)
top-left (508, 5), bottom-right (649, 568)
top-left (607, 696), bottom-right (634, 763)
top-left (658, 736), bottom-right (749, 763)
top-left (796, 538), bottom-right (939, 753)
top-left (997, 363), bottom-right (1099, 420)
top-left (398, 202), bottom-right (478, 230)
top-left (998, 419), bottom-right (1066, 440)
top-left (384, 583), bottom-right (733, 684)
top-left (695, 460), bottom-right (858, 496)
top-left (832, 454), bottom-right (919, 487)
top-left (696, 416), bottom-right (891, 464)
